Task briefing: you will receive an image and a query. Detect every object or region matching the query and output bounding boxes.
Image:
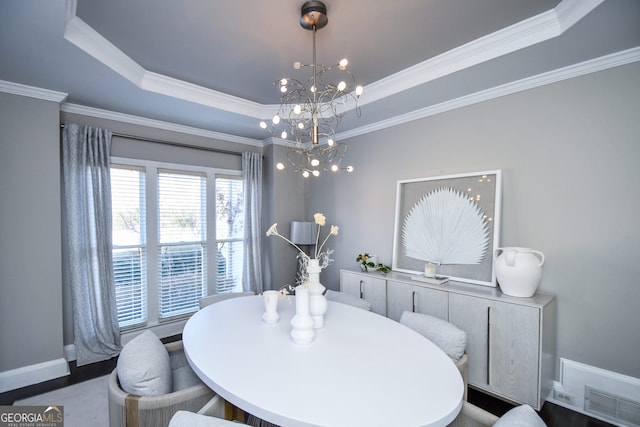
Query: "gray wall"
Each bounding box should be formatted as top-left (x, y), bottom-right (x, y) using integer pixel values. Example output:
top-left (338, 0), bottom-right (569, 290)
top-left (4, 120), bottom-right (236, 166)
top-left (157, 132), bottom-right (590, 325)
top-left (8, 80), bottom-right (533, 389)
top-left (0, 92), bottom-right (64, 372)
top-left (1, 60), bottom-right (637, 390)
top-left (309, 62), bottom-right (640, 379)
top-left (262, 143), bottom-right (308, 291)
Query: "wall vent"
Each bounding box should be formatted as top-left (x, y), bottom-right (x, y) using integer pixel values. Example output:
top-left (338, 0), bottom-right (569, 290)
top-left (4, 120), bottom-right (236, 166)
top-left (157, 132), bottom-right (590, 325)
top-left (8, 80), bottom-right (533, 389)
top-left (585, 386), bottom-right (640, 427)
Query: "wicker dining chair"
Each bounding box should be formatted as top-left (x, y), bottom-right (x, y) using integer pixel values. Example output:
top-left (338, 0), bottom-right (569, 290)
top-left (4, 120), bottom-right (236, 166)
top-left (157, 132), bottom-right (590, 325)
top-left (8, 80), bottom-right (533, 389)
top-left (325, 289), bottom-right (372, 310)
top-left (198, 292), bottom-right (255, 310)
top-left (400, 311), bottom-right (469, 401)
top-left (448, 402), bottom-right (547, 426)
top-left (108, 331), bottom-right (219, 427)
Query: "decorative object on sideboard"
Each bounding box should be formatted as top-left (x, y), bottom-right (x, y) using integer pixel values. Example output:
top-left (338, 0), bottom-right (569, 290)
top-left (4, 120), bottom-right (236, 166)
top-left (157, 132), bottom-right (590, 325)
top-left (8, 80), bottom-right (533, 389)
top-left (290, 221), bottom-right (317, 247)
top-left (260, 1), bottom-right (361, 178)
top-left (424, 262), bottom-right (437, 277)
top-left (356, 253), bottom-right (391, 274)
top-left (494, 247), bottom-right (545, 297)
top-left (410, 274), bottom-right (450, 285)
top-left (392, 170), bottom-right (502, 287)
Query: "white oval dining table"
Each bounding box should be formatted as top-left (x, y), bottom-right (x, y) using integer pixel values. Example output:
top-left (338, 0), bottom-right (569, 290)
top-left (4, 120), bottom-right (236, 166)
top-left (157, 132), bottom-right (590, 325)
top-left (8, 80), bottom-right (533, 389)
top-left (183, 295), bottom-right (463, 427)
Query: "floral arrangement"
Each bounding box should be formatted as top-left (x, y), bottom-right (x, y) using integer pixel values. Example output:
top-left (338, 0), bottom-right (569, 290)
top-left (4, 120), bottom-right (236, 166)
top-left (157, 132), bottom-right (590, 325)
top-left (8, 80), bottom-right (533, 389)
top-left (356, 253), bottom-right (391, 274)
top-left (267, 213), bottom-right (339, 286)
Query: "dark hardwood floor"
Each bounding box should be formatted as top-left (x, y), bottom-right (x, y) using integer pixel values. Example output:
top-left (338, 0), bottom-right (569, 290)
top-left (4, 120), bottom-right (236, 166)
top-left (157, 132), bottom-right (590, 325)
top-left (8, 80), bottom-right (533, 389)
top-left (2, 339), bottom-right (616, 427)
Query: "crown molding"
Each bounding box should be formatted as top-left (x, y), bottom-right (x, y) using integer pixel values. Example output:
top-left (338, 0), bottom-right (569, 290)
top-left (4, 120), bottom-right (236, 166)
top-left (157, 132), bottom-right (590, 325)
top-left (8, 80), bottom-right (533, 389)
top-left (361, 0), bottom-right (603, 107)
top-left (64, 15), bottom-right (146, 86)
top-left (338, 47), bottom-right (640, 141)
top-left (0, 80), bottom-right (67, 102)
top-left (555, 0), bottom-right (606, 32)
top-left (63, 3), bottom-right (273, 119)
top-left (141, 71), bottom-right (269, 119)
top-left (61, 0), bottom-right (602, 122)
top-left (262, 136), bottom-right (313, 148)
top-left (61, 103), bottom-right (263, 147)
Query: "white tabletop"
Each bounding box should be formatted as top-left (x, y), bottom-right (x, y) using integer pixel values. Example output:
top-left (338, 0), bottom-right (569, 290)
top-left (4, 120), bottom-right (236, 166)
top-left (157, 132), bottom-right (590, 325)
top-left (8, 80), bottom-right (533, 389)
top-left (183, 295), bottom-right (463, 427)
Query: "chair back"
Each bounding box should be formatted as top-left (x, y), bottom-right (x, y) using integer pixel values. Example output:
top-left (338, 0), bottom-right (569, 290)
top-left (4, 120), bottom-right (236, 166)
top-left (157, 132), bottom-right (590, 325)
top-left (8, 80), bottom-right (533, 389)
top-left (199, 292), bottom-right (255, 310)
top-left (325, 290), bottom-right (371, 311)
top-left (399, 311), bottom-right (468, 400)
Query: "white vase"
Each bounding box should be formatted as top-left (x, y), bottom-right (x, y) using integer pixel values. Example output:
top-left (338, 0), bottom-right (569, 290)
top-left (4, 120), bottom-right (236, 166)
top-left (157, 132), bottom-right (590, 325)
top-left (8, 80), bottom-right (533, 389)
top-left (262, 290), bottom-right (280, 324)
top-left (307, 259), bottom-right (327, 329)
top-left (290, 285), bottom-right (315, 344)
top-left (495, 247), bottom-right (545, 297)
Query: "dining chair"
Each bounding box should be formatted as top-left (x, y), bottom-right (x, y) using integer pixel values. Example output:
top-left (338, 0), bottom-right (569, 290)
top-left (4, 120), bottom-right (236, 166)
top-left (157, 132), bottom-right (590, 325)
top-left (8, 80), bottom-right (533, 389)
top-left (167, 395), bottom-right (249, 426)
top-left (448, 402), bottom-right (546, 426)
top-left (169, 410), bottom-right (250, 426)
top-left (325, 289), bottom-right (372, 310)
top-left (108, 330), bottom-right (219, 427)
top-left (199, 291), bottom-right (255, 310)
top-left (400, 311), bottom-right (468, 400)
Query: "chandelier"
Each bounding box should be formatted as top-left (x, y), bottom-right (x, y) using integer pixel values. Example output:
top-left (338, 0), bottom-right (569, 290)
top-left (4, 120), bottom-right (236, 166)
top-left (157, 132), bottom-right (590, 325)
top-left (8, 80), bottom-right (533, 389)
top-left (260, 1), bottom-right (363, 178)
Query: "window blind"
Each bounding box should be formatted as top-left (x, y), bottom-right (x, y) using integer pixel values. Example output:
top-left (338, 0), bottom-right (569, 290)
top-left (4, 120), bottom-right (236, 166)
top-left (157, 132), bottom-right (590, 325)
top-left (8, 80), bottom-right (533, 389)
top-left (111, 167), bottom-right (147, 328)
top-left (157, 171), bottom-right (206, 318)
top-left (215, 176), bottom-right (244, 293)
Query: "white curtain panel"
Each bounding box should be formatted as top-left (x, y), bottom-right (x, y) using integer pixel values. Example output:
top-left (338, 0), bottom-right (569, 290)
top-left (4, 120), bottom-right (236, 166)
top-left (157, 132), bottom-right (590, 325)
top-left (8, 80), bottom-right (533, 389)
top-left (62, 123), bottom-right (121, 366)
top-left (241, 152), bottom-right (264, 294)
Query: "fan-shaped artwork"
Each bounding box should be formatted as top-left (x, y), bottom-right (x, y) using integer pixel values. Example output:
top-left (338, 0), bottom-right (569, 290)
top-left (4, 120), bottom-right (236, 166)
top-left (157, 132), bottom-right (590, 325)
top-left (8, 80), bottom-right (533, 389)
top-left (402, 187), bottom-right (489, 265)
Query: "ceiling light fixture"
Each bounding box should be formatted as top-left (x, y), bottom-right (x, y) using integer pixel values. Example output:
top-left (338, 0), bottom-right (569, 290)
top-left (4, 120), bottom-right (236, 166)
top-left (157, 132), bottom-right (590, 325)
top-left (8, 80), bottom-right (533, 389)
top-left (260, 1), bottom-right (362, 178)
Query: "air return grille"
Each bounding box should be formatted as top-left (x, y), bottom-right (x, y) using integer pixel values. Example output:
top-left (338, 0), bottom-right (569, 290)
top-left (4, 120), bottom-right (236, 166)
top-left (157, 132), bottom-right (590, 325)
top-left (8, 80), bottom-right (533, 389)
top-left (585, 386), bottom-right (640, 427)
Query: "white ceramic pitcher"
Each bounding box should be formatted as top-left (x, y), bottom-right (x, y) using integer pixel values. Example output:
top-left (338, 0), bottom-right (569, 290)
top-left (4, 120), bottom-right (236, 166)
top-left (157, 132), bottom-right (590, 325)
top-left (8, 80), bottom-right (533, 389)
top-left (494, 247), bottom-right (545, 297)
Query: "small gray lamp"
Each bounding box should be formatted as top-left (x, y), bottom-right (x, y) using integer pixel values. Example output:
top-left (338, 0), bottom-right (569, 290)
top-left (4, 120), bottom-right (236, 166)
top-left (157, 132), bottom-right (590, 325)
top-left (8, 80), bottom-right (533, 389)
top-left (290, 221), bottom-right (317, 284)
top-left (290, 221), bottom-right (317, 246)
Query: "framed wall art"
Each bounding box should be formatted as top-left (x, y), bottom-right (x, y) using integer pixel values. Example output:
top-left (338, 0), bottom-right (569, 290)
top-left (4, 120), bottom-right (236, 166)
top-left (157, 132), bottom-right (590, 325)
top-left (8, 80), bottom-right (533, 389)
top-left (392, 170), bottom-right (502, 287)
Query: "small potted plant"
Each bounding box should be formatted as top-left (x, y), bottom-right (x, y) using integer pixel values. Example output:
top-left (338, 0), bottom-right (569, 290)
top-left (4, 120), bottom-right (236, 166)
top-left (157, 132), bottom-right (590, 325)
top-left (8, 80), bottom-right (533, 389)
top-left (356, 253), bottom-right (391, 274)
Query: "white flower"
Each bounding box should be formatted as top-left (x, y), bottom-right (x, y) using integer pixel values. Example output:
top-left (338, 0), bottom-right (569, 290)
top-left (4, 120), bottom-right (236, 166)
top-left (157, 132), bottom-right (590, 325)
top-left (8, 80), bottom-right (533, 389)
top-left (330, 225), bottom-right (339, 236)
top-left (266, 223), bottom-right (278, 237)
top-left (314, 213), bottom-right (326, 226)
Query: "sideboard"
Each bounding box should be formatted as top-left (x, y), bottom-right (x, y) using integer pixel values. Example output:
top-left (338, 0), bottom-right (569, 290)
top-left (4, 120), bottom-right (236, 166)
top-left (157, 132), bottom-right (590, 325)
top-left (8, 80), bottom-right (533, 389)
top-left (339, 269), bottom-right (556, 410)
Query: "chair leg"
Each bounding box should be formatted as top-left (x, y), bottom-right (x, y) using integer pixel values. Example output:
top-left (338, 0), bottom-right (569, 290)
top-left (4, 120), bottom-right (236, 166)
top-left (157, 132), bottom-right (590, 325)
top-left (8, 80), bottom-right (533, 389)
top-left (224, 399), bottom-right (245, 422)
top-left (125, 394), bottom-right (140, 427)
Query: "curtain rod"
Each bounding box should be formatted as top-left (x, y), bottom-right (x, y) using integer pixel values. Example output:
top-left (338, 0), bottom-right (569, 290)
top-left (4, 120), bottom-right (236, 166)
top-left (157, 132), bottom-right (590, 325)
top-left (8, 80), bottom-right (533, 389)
top-left (60, 124), bottom-right (244, 157)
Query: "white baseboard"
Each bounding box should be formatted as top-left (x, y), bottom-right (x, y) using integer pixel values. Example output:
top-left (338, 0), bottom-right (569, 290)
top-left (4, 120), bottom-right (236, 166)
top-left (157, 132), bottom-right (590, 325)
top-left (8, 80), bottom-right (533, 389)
top-left (547, 359), bottom-right (640, 427)
top-left (63, 344), bottom-right (76, 362)
top-left (0, 358), bottom-right (69, 393)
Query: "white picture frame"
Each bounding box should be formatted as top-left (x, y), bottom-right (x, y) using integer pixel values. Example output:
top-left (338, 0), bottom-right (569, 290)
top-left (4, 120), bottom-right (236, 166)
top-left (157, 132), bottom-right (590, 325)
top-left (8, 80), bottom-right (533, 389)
top-left (392, 170), bottom-right (502, 287)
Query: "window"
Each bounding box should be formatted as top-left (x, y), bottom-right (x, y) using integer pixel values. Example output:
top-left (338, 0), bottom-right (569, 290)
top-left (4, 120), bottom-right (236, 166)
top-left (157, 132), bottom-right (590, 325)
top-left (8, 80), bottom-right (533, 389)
top-left (111, 160), bottom-right (243, 329)
top-left (215, 176), bottom-right (244, 293)
top-left (111, 167), bottom-right (147, 328)
top-left (158, 170), bottom-right (207, 319)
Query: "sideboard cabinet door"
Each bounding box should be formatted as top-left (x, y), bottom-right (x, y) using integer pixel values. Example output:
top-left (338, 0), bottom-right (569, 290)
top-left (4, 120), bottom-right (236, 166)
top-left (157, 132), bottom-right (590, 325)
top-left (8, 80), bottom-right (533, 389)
top-left (340, 270), bottom-right (387, 316)
top-left (386, 280), bottom-right (448, 322)
top-left (449, 293), bottom-right (540, 408)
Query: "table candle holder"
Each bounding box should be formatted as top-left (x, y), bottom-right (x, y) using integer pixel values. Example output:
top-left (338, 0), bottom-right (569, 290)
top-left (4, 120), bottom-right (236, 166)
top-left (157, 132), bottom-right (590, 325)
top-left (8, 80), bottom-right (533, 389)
top-left (262, 290), bottom-right (280, 324)
top-left (290, 285), bottom-right (315, 345)
top-left (307, 259), bottom-right (327, 329)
